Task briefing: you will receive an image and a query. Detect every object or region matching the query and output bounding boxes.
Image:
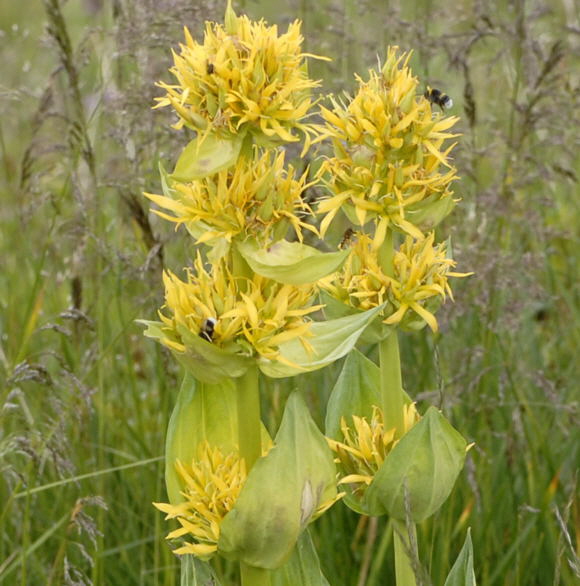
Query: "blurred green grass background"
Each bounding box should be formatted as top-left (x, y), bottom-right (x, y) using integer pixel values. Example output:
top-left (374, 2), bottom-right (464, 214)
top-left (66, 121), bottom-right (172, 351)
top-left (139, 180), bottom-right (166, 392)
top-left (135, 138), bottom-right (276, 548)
top-left (0, 0), bottom-right (578, 585)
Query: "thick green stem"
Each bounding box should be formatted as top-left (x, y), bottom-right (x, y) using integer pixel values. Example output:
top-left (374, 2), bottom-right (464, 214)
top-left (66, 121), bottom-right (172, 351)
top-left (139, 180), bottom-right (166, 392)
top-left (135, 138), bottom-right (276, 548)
top-left (393, 520), bottom-right (418, 586)
top-left (236, 365), bottom-right (270, 585)
top-left (240, 563), bottom-right (272, 586)
top-left (378, 228), bottom-right (405, 438)
top-left (379, 228), bottom-right (417, 586)
top-left (236, 365), bottom-right (261, 472)
top-left (379, 333), bottom-right (405, 438)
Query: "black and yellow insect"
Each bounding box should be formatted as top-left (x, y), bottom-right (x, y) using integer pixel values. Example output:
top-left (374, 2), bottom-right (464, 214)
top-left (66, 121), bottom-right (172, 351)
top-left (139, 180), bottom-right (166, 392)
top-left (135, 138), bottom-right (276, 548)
top-left (424, 87), bottom-right (453, 110)
top-left (199, 317), bottom-right (217, 342)
top-left (339, 228), bottom-right (356, 249)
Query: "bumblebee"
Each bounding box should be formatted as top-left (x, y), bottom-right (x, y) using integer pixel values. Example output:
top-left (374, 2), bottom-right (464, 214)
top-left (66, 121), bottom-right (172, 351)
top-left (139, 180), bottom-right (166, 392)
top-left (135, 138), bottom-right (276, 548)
top-left (424, 87), bottom-right (453, 110)
top-left (199, 317), bottom-right (217, 343)
top-left (339, 228), bottom-right (356, 249)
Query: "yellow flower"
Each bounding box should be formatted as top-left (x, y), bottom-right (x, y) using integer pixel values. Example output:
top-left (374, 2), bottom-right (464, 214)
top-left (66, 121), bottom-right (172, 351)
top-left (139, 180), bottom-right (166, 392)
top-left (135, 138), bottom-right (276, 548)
top-left (159, 254), bottom-right (323, 364)
top-left (319, 232), bottom-right (470, 332)
top-left (318, 46), bottom-right (460, 241)
top-left (155, 1), bottom-right (329, 152)
top-left (327, 403), bottom-right (419, 496)
top-left (145, 148), bottom-right (317, 250)
top-left (155, 439), bottom-right (341, 559)
top-left (154, 442), bottom-right (246, 558)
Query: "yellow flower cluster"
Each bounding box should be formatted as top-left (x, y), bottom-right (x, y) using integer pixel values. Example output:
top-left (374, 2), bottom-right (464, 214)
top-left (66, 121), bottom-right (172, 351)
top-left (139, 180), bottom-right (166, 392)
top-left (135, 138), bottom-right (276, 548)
top-left (318, 47), bottom-right (459, 243)
top-left (145, 149), bottom-right (316, 249)
top-left (159, 255), bottom-right (322, 364)
top-left (154, 442), bottom-right (246, 558)
top-left (155, 1), bottom-right (327, 151)
top-left (327, 404), bottom-right (419, 496)
top-left (320, 232), bottom-right (468, 332)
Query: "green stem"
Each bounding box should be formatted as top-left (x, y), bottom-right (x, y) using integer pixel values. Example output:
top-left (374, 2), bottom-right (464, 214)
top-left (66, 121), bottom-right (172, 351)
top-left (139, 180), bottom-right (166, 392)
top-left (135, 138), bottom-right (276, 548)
top-left (379, 332), bottom-right (405, 438)
top-left (236, 365), bottom-right (261, 472)
top-left (393, 520), bottom-right (418, 586)
top-left (379, 228), bottom-right (417, 586)
top-left (378, 228), bottom-right (404, 438)
top-left (236, 365), bottom-right (270, 586)
top-left (240, 563), bottom-right (272, 586)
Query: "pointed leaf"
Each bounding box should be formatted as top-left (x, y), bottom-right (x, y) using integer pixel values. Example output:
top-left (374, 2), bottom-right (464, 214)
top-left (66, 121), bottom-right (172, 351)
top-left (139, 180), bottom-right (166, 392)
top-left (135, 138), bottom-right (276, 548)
top-left (218, 393), bottom-right (338, 569)
top-left (271, 531), bottom-right (330, 586)
top-left (237, 239), bottom-right (349, 285)
top-left (325, 349), bottom-right (381, 440)
top-left (319, 290), bottom-right (393, 344)
top-left (324, 350), bottom-right (411, 516)
top-left (366, 407), bottom-right (467, 521)
top-left (172, 133), bottom-right (244, 181)
top-left (444, 529), bottom-right (477, 586)
top-left (258, 305), bottom-right (385, 378)
top-left (181, 555), bottom-right (222, 586)
top-left (165, 374), bottom-right (239, 504)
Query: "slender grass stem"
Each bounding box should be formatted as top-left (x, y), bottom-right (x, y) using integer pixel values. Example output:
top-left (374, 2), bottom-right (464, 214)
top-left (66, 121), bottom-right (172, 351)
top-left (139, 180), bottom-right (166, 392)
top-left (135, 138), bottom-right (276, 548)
top-left (393, 520), bottom-right (418, 586)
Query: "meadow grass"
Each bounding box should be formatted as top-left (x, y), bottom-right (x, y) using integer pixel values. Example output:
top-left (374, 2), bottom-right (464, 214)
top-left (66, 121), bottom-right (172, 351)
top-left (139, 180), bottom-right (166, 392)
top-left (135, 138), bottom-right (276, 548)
top-left (0, 1), bottom-right (578, 585)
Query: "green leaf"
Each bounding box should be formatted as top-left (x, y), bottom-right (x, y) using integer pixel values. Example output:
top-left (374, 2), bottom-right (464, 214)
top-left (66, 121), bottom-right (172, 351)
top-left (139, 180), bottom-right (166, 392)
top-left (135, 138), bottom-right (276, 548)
top-left (139, 319), bottom-right (253, 384)
top-left (407, 193), bottom-right (456, 232)
top-left (237, 239), bottom-right (349, 285)
top-left (164, 374), bottom-right (272, 505)
top-left (324, 350), bottom-right (411, 516)
top-left (258, 305), bottom-right (385, 378)
top-left (180, 555), bottom-right (222, 586)
top-left (165, 374), bottom-right (239, 504)
top-left (171, 133), bottom-right (244, 181)
top-left (366, 407), bottom-right (467, 522)
top-left (444, 529), bottom-right (477, 586)
top-left (271, 531), bottom-right (330, 586)
top-left (319, 290), bottom-right (393, 344)
top-left (218, 393), bottom-right (338, 569)
top-left (325, 349), bottom-right (381, 440)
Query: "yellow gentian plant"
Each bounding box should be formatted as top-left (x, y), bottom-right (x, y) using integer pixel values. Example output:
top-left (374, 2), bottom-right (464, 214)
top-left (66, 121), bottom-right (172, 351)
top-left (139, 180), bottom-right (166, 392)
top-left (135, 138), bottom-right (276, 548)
top-left (319, 48), bottom-right (474, 586)
top-left (143, 2), bottom-right (475, 585)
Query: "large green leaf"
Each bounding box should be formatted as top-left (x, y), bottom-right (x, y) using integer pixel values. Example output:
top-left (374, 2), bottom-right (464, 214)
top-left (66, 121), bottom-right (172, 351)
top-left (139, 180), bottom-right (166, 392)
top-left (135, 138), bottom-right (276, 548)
top-left (171, 133), bottom-right (244, 181)
top-left (218, 393), bottom-right (338, 569)
top-left (165, 374), bottom-right (239, 504)
top-left (180, 555), bottom-right (222, 586)
top-left (444, 529), bottom-right (477, 586)
top-left (271, 531), bottom-right (330, 586)
top-left (366, 407), bottom-right (467, 521)
top-left (164, 374), bottom-right (272, 505)
top-left (258, 305), bottom-right (385, 378)
top-left (237, 239), bottom-right (349, 285)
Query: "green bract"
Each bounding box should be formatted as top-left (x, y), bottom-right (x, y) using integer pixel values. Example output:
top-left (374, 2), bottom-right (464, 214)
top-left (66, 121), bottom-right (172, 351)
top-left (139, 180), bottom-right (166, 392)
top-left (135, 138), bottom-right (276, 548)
top-left (237, 238), bottom-right (349, 285)
top-left (326, 350), bottom-right (467, 520)
top-left (218, 393), bottom-right (338, 569)
top-left (365, 407), bottom-right (467, 521)
top-left (258, 305), bottom-right (385, 378)
top-left (164, 375), bottom-right (271, 505)
top-left (444, 529), bottom-right (477, 586)
top-left (171, 133), bottom-right (246, 182)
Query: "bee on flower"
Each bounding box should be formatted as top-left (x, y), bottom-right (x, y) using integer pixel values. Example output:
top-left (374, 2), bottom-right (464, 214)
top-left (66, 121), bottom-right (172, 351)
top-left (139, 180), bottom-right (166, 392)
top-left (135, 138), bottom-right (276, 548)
top-left (317, 46), bottom-right (460, 245)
